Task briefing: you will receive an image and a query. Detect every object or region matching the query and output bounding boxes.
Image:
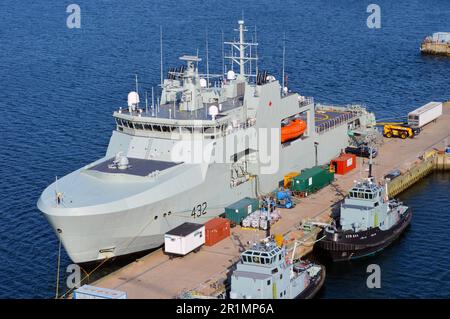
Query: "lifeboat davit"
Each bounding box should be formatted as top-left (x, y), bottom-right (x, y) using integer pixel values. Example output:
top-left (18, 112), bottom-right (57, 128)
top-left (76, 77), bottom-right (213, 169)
top-left (281, 119), bottom-right (307, 143)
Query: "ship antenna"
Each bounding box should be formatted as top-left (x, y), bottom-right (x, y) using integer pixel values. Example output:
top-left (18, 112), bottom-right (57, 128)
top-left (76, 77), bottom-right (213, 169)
top-left (254, 25), bottom-right (258, 78)
top-left (221, 30), bottom-right (225, 77)
top-left (151, 86), bottom-right (155, 116)
top-left (238, 19), bottom-right (245, 76)
top-left (282, 32), bottom-right (286, 95)
top-left (160, 25), bottom-right (163, 87)
top-left (135, 74), bottom-right (139, 108)
top-left (206, 29), bottom-right (210, 88)
top-left (196, 48), bottom-right (199, 69)
top-left (145, 90), bottom-right (148, 114)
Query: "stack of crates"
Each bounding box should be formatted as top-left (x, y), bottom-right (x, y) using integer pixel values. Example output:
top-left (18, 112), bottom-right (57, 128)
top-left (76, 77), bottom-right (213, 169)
top-left (291, 166), bottom-right (334, 195)
top-left (225, 197), bottom-right (259, 225)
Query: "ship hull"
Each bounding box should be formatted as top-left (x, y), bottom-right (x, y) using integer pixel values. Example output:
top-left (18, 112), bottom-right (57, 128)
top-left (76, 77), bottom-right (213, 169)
top-left (296, 266), bottom-right (326, 299)
top-left (38, 164), bottom-right (254, 264)
top-left (315, 207), bottom-right (412, 262)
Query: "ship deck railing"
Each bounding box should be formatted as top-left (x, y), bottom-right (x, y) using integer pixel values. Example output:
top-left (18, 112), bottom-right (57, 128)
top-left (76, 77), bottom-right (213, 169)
top-left (314, 104), bottom-right (363, 134)
top-left (115, 115), bottom-right (257, 140)
top-left (298, 97), bottom-right (314, 108)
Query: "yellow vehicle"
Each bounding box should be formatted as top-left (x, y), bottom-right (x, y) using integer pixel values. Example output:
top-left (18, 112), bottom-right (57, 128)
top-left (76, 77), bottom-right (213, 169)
top-left (383, 124), bottom-right (414, 139)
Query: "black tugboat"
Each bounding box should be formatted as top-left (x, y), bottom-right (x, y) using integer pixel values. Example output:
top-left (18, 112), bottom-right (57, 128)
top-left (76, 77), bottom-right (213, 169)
top-left (315, 178), bottom-right (412, 262)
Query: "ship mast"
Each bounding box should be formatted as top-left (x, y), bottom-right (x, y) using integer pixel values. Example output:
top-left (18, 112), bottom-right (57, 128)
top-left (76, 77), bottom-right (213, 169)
top-left (224, 20), bottom-right (258, 79)
top-left (238, 20), bottom-right (245, 76)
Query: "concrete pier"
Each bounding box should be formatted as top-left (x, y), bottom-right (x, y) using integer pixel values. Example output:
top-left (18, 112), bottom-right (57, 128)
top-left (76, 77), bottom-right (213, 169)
top-left (90, 102), bottom-right (450, 299)
top-left (387, 151), bottom-right (449, 197)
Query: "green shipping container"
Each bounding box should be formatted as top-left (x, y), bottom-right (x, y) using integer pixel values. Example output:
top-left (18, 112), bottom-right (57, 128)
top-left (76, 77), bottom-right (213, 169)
top-left (224, 197), bottom-right (260, 224)
top-left (291, 166), bottom-right (334, 194)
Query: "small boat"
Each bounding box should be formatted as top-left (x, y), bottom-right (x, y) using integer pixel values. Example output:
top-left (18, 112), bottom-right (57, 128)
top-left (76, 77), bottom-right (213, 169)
top-left (281, 119), bottom-right (307, 143)
top-left (230, 237), bottom-right (325, 299)
top-left (315, 177), bottom-right (412, 262)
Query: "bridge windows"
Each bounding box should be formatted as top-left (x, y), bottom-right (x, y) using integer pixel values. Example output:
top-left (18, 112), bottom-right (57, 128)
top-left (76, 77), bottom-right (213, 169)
top-left (349, 189), bottom-right (375, 200)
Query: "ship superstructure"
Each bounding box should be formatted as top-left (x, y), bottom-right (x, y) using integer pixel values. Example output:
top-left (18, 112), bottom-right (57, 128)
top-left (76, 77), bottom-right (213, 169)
top-left (37, 20), bottom-right (375, 263)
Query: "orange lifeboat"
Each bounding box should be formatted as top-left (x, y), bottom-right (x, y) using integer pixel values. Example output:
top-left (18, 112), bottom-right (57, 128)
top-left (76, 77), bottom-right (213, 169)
top-left (281, 119), bottom-right (307, 143)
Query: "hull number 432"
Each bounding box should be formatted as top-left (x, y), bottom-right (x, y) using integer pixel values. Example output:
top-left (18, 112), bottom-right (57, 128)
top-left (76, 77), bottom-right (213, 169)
top-left (191, 202), bottom-right (207, 218)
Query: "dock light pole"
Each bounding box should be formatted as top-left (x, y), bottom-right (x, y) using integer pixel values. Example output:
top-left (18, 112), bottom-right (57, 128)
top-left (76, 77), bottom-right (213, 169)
top-left (314, 142), bottom-right (319, 166)
top-left (266, 198), bottom-right (272, 238)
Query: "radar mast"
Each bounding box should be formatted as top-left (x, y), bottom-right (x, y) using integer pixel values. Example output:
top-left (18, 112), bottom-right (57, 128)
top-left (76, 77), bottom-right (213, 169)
top-left (224, 20), bottom-right (258, 80)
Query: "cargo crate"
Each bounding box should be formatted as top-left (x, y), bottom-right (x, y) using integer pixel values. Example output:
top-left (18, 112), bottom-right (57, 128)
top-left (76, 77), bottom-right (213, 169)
top-left (205, 217), bottom-right (230, 246)
top-left (225, 197), bottom-right (259, 225)
top-left (73, 285), bottom-right (127, 299)
top-left (330, 153), bottom-right (356, 175)
top-left (164, 222), bottom-right (205, 256)
top-left (291, 166), bottom-right (334, 194)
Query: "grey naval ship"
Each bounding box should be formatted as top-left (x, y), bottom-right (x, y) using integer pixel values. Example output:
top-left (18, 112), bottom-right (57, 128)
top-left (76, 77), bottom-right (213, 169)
top-left (315, 178), bottom-right (412, 262)
top-left (37, 20), bottom-right (377, 263)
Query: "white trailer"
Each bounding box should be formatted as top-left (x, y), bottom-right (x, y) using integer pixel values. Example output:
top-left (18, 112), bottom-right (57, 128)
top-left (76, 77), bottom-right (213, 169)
top-left (73, 285), bottom-right (127, 299)
top-left (164, 222), bottom-right (205, 256)
top-left (408, 101), bottom-right (442, 129)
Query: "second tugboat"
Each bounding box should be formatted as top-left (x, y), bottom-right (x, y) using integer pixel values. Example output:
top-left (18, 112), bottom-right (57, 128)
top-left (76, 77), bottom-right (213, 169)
top-left (315, 178), bottom-right (412, 262)
top-left (230, 238), bottom-right (325, 299)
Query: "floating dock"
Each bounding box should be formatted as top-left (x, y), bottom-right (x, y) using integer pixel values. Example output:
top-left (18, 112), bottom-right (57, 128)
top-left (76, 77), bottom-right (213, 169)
top-left (421, 32), bottom-right (450, 56)
top-left (89, 102), bottom-right (450, 299)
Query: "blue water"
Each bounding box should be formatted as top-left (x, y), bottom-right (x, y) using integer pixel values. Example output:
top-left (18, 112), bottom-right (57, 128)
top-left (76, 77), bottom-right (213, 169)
top-left (0, 0), bottom-right (449, 298)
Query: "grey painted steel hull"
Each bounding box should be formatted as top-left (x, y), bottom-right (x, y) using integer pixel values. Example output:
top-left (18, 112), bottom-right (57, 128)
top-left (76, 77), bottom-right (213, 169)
top-left (37, 124), bottom-right (353, 263)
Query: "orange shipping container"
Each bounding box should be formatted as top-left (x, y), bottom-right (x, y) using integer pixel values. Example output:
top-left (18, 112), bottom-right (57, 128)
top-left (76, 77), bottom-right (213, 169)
top-left (330, 153), bottom-right (356, 175)
top-left (205, 217), bottom-right (231, 246)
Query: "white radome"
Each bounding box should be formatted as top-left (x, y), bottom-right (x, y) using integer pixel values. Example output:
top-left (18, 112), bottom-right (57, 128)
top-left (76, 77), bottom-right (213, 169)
top-left (127, 91), bottom-right (140, 107)
top-left (227, 70), bottom-right (236, 80)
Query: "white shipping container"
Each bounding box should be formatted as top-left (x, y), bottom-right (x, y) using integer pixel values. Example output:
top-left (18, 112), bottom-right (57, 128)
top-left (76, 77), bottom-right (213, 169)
top-left (408, 101), bottom-right (442, 128)
top-left (164, 222), bottom-right (205, 256)
top-left (73, 285), bottom-right (127, 299)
